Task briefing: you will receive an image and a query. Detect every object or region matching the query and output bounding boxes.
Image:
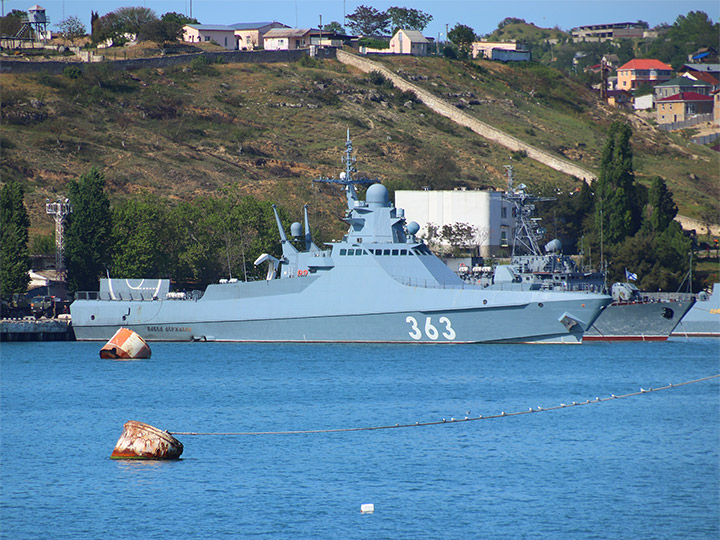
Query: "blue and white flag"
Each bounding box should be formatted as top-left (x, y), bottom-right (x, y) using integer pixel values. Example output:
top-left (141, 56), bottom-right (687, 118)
top-left (625, 268), bottom-right (637, 281)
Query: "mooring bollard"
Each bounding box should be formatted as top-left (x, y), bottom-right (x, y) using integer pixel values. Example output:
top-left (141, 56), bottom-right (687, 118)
top-left (100, 328), bottom-right (151, 359)
top-left (110, 420), bottom-right (183, 460)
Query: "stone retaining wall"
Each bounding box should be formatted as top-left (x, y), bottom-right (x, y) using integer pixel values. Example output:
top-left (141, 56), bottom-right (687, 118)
top-left (336, 49), bottom-right (597, 181)
top-left (0, 47), bottom-right (336, 74)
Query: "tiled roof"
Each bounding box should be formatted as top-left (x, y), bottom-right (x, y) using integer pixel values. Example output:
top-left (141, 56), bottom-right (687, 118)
top-left (686, 72), bottom-right (720, 86)
top-left (657, 91), bottom-right (713, 102)
top-left (618, 59), bottom-right (672, 71)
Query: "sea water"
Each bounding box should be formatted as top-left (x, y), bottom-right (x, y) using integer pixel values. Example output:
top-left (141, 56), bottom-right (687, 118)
top-left (1, 339), bottom-right (718, 540)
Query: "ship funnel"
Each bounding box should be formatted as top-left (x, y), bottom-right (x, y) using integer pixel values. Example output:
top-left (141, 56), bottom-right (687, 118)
top-left (544, 239), bottom-right (563, 253)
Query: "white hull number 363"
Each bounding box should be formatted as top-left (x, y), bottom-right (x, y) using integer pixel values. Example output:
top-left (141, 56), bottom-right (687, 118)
top-left (405, 315), bottom-right (456, 341)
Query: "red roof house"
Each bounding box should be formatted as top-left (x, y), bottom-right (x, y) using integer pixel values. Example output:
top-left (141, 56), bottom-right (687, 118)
top-left (617, 59), bottom-right (673, 90)
top-left (656, 91), bottom-right (714, 125)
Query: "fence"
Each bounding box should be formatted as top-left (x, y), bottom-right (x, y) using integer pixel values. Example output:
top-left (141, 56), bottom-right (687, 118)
top-left (657, 113), bottom-right (715, 131)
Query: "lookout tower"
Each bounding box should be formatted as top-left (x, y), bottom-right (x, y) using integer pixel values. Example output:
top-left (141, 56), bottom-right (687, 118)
top-left (45, 198), bottom-right (72, 272)
top-left (14, 5), bottom-right (50, 42)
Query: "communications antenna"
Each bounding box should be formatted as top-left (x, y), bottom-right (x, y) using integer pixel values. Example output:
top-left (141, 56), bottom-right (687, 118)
top-left (45, 198), bottom-right (72, 273)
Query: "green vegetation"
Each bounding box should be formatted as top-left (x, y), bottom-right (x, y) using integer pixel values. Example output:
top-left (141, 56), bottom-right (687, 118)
top-left (0, 180), bottom-right (31, 298)
top-left (1, 48), bottom-right (718, 291)
top-left (65, 169), bottom-right (112, 293)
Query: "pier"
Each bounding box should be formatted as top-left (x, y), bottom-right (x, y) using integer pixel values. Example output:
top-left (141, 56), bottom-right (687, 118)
top-left (0, 318), bottom-right (75, 342)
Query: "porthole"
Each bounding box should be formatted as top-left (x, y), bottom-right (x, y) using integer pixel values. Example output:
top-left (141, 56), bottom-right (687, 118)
top-left (538, 303), bottom-right (544, 308)
top-left (90, 315), bottom-right (95, 320)
top-left (483, 299), bottom-right (488, 305)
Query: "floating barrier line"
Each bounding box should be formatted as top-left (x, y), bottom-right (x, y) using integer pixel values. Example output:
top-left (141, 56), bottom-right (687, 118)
top-left (169, 374), bottom-right (719, 436)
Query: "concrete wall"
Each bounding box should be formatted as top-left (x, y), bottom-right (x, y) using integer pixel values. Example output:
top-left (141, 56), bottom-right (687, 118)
top-left (336, 49), bottom-right (597, 181)
top-left (0, 47), bottom-right (335, 74)
top-left (395, 190), bottom-right (514, 256)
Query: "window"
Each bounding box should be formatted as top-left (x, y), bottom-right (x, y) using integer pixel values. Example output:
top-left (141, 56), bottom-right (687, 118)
top-left (383, 249), bottom-right (391, 256)
top-left (204, 36), bottom-right (211, 42)
top-left (347, 249), bottom-right (354, 255)
top-left (339, 249), bottom-right (347, 256)
top-left (400, 249), bottom-right (407, 255)
top-left (392, 249), bottom-right (399, 256)
top-left (355, 249), bottom-right (363, 256)
top-left (501, 230), bottom-right (508, 247)
top-left (501, 206), bottom-right (507, 218)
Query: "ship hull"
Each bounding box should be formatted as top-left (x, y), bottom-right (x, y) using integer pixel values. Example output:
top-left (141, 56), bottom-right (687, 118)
top-left (584, 299), bottom-right (694, 341)
top-left (71, 276), bottom-right (609, 344)
top-left (671, 284), bottom-right (720, 338)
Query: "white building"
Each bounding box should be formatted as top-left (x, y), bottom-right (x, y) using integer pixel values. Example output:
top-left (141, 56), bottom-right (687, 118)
top-left (395, 189), bottom-right (514, 257)
top-left (183, 24), bottom-right (237, 50)
top-left (263, 28), bottom-right (311, 50)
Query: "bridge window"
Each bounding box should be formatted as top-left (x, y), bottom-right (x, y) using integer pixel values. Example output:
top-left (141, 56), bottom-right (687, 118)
top-left (339, 249), bottom-right (347, 256)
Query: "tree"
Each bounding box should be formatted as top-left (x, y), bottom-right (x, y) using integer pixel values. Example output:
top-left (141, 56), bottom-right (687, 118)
top-left (113, 6), bottom-right (158, 35)
top-left (322, 21), bottom-right (345, 34)
top-left (592, 121), bottom-right (641, 248)
top-left (447, 23), bottom-right (476, 56)
top-left (0, 180), bottom-right (30, 299)
top-left (92, 6), bottom-right (158, 45)
top-left (58, 15), bottom-right (86, 45)
top-left (386, 7), bottom-right (432, 33)
top-left (346, 5), bottom-right (390, 36)
top-left (440, 222), bottom-right (477, 255)
top-left (161, 11), bottom-right (199, 26)
top-left (138, 18), bottom-right (182, 53)
top-left (65, 169), bottom-right (112, 293)
top-left (0, 9), bottom-right (26, 37)
top-left (644, 176), bottom-right (677, 233)
top-left (110, 195), bottom-right (171, 278)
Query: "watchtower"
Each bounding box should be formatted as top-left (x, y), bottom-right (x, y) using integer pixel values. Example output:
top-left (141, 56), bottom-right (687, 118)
top-left (45, 198), bottom-right (72, 273)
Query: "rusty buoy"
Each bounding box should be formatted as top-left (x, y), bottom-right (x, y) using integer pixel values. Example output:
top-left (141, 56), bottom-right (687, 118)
top-left (100, 328), bottom-right (151, 359)
top-left (110, 420), bottom-right (184, 460)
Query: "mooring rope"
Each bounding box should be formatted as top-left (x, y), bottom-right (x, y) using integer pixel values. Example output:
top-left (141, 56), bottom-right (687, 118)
top-left (169, 374), bottom-right (719, 436)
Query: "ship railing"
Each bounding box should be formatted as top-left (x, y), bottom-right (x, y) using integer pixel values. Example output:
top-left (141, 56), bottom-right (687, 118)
top-left (74, 290), bottom-right (203, 301)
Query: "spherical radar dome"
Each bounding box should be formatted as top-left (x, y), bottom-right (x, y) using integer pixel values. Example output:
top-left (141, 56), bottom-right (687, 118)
top-left (366, 183), bottom-right (390, 207)
top-left (407, 221), bottom-right (420, 235)
top-left (290, 222), bottom-right (303, 237)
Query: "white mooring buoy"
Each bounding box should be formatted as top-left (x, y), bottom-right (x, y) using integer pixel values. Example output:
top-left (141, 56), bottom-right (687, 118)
top-left (360, 503), bottom-right (375, 514)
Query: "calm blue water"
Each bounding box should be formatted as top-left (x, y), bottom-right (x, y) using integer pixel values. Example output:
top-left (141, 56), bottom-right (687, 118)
top-left (1, 339), bottom-right (718, 539)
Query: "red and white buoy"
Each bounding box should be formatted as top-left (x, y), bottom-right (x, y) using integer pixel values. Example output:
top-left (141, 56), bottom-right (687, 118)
top-left (110, 420), bottom-right (183, 460)
top-left (100, 328), bottom-right (151, 359)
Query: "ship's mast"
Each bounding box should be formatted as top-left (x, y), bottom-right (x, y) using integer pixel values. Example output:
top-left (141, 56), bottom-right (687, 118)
top-left (502, 166), bottom-right (553, 257)
top-left (313, 129), bottom-right (377, 211)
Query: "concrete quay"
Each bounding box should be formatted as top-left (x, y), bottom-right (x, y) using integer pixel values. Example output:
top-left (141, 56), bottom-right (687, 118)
top-left (0, 318), bottom-right (75, 341)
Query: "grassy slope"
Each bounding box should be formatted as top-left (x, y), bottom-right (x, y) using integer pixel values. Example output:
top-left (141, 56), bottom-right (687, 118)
top-left (1, 54), bottom-right (717, 246)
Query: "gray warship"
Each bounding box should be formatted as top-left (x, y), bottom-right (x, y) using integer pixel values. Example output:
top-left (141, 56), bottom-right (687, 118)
top-left (671, 283), bottom-right (720, 338)
top-left (70, 134), bottom-right (611, 343)
top-left (462, 170), bottom-right (694, 341)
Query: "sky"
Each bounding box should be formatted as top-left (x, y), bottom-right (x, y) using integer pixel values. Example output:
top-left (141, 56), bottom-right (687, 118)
top-left (8, 0), bottom-right (719, 39)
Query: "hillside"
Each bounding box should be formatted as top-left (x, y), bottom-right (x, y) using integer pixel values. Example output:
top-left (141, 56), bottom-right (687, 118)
top-left (1, 53), bottom-right (718, 245)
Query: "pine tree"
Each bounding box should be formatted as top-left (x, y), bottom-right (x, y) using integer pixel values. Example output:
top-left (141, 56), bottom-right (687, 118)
top-left (64, 168), bottom-right (112, 293)
top-left (0, 180), bottom-right (31, 298)
top-left (593, 121), bottom-right (641, 247)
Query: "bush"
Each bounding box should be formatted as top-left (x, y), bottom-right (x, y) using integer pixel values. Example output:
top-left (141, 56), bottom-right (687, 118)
top-left (63, 66), bottom-right (83, 79)
top-left (367, 70), bottom-right (393, 89)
